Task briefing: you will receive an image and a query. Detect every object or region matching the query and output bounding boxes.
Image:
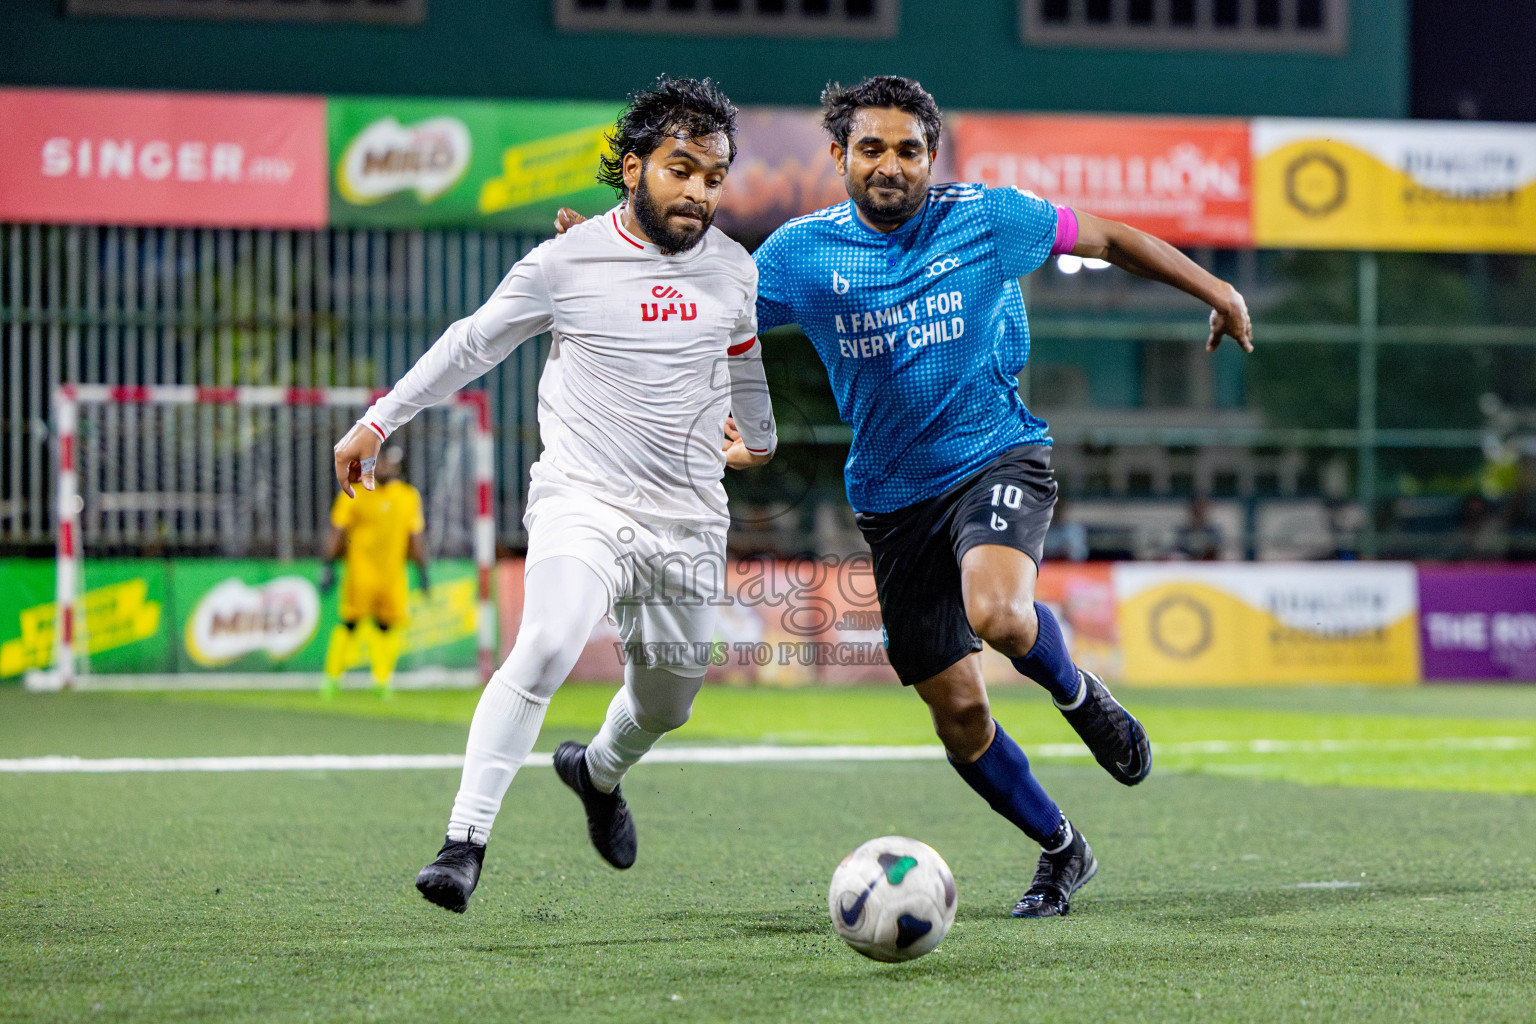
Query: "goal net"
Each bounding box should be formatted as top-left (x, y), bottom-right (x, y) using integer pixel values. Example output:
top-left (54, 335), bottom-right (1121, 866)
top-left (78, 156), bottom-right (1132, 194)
top-left (35, 384), bottom-right (495, 690)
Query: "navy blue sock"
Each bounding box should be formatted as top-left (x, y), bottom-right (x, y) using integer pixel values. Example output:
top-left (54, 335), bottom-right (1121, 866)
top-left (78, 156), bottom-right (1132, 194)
top-left (1010, 602), bottom-right (1082, 705)
top-left (949, 721), bottom-right (1063, 845)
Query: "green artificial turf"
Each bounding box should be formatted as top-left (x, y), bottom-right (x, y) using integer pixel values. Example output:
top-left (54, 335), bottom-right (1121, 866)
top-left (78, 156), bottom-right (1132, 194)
top-left (10, 682), bottom-right (1534, 794)
top-left (3, 684), bottom-right (1535, 1023)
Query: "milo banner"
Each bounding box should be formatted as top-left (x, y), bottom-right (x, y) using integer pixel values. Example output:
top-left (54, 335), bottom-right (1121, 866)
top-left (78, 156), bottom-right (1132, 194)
top-left (1115, 562), bottom-right (1421, 685)
top-left (1, 558), bottom-right (483, 679)
top-left (1252, 118), bottom-right (1536, 254)
top-left (328, 96), bottom-right (621, 229)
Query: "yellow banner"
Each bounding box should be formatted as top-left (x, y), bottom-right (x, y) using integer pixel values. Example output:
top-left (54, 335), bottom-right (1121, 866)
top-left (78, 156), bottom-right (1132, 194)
top-left (477, 125), bottom-right (611, 216)
top-left (1115, 563), bottom-right (1420, 685)
top-left (0, 579), bottom-right (162, 677)
top-left (1253, 118), bottom-right (1536, 253)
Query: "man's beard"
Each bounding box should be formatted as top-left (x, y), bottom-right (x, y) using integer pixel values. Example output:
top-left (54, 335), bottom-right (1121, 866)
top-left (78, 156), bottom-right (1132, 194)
top-left (632, 174), bottom-right (712, 254)
top-left (848, 171), bottom-right (927, 227)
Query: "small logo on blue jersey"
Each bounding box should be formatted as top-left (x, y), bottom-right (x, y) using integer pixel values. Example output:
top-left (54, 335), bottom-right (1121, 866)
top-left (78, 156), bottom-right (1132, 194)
top-left (831, 270), bottom-right (851, 295)
top-left (924, 252), bottom-right (962, 279)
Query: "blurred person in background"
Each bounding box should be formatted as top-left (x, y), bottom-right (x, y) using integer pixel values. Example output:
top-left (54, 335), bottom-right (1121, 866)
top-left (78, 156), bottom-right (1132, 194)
top-left (319, 446), bottom-right (429, 699)
top-left (1174, 494), bottom-right (1223, 560)
top-left (1505, 449), bottom-right (1536, 560)
top-left (1042, 494), bottom-right (1089, 563)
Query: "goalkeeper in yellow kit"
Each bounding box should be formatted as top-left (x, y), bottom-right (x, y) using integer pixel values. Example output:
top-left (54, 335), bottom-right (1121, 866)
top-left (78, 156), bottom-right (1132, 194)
top-left (320, 446), bottom-right (430, 697)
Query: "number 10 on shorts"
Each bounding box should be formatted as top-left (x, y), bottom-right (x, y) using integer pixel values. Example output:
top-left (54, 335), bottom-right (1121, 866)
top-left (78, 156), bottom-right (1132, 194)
top-left (989, 483), bottom-right (1021, 531)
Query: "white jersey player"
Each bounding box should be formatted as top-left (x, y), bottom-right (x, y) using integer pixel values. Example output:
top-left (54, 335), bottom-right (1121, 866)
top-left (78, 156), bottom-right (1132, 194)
top-left (331, 78), bottom-right (775, 914)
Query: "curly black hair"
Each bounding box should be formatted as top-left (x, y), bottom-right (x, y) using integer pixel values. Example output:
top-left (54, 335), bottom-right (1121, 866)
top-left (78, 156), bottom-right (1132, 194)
top-left (596, 77), bottom-right (739, 199)
top-left (820, 75), bottom-right (944, 152)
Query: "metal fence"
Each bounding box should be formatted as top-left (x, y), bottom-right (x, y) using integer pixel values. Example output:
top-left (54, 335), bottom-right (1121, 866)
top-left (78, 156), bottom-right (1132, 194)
top-left (5, 224), bottom-right (1535, 560)
top-left (0, 222), bottom-right (548, 556)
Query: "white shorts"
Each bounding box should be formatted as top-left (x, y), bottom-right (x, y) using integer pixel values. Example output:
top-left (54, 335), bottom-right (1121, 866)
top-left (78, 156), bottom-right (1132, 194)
top-left (524, 485), bottom-right (726, 675)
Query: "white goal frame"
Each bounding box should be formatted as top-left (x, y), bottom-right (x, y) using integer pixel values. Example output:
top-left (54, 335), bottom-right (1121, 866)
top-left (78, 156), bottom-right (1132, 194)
top-left (50, 384), bottom-right (496, 688)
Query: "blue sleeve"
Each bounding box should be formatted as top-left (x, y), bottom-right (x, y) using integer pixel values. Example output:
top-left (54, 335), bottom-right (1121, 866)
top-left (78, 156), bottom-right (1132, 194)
top-left (986, 186), bottom-right (1059, 278)
top-left (752, 228), bottom-right (796, 332)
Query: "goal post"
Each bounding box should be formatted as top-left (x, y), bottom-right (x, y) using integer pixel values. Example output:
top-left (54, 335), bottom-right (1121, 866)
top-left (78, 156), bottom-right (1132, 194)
top-left (49, 384), bottom-right (496, 689)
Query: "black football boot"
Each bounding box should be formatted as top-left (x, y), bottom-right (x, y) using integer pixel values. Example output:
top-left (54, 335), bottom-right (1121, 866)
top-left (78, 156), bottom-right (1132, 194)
top-left (1012, 821), bottom-right (1098, 919)
top-left (1056, 669), bottom-right (1152, 786)
top-left (415, 837), bottom-right (485, 914)
top-left (553, 741), bottom-right (637, 869)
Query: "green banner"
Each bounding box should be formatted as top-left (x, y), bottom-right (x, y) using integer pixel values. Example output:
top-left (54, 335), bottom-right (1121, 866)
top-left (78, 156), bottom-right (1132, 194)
top-left (1, 559), bottom-right (171, 678)
top-left (328, 96), bottom-right (621, 229)
top-left (0, 558), bottom-right (485, 679)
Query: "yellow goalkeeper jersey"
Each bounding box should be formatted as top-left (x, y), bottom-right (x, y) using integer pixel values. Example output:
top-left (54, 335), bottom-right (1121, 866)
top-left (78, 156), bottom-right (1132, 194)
top-left (331, 480), bottom-right (424, 571)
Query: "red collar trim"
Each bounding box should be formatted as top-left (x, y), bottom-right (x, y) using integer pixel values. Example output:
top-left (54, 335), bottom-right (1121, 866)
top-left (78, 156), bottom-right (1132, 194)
top-left (611, 211), bottom-right (647, 251)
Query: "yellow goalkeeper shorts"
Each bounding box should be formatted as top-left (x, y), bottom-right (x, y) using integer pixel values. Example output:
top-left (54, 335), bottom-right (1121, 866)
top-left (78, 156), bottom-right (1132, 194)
top-left (339, 568), bottom-right (409, 628)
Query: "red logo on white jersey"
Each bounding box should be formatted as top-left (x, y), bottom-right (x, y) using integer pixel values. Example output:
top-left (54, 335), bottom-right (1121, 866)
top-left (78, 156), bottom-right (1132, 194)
top-left (642, 284), bottom-right (697, 322)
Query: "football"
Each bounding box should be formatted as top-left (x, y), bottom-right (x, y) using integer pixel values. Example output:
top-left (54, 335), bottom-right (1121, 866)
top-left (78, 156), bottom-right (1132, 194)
top-left (828, 836), bottom-right (958, 962)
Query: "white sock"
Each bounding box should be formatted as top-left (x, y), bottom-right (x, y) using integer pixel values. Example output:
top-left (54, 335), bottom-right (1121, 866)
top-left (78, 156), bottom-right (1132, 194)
top-left (447, 677), bottom-right (549, 844)
top-left (585, 665), bottom-right (703, 794)
top-left (585, 689), bottom-right (664, 794)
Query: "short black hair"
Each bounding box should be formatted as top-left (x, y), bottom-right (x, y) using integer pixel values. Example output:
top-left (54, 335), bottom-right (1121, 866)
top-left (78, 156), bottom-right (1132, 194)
top-left (597, 77), bottom-right (739, 198)
top-left (820, 75), bottom-right (944, 152)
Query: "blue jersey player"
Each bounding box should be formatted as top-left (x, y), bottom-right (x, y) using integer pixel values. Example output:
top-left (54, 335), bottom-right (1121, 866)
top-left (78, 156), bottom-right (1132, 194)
top-left (555, 75), bottom-right (1252, 920)
top-left (752, 76), bottom-right (1253, 920)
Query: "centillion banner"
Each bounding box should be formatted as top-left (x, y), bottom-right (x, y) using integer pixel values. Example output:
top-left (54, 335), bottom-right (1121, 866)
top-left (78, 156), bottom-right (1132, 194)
top-left (1253, 118), bottom-right (1536, 253)
top-left (953, 114), bottom-right (1251, 247)
top-left (1115, 563), bottom-right (1420, 685)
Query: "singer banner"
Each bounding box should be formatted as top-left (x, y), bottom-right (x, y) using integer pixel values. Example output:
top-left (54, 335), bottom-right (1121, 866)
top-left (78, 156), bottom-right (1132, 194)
top-left (0, 88), bottom-right (327, 229)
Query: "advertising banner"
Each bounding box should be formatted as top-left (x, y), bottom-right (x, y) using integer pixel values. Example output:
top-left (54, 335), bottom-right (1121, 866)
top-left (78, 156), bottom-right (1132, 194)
top-left (328, 97), bottom-right (620, 230)
top-left (1253, 118), bottom-right (1536, 253)
top-left (1418, 566), bottom-right (1536, 681)
top-left (0, 88), bottom-right (327, 229)
top-left (951, 114), bottom-right (1252, 247)
top-left (496, 557), bottom-right (1114, 686)
top-left (709, 107), bottom-right (849, 240)
top-left (0, 558), bottom-right (481, 679)
top-left (168, 559), bottom-right (480, 674)
top-left (709, 107), bottom-right (956, 239)
top-left (1115, 562), bottom-right (1420, 685)
top-left (1, 559), bottom-right (170, 679)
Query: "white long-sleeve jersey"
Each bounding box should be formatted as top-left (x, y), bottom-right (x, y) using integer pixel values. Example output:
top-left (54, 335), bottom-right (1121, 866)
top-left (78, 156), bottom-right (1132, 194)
top-left (361, 207), bottom-right (777, 531)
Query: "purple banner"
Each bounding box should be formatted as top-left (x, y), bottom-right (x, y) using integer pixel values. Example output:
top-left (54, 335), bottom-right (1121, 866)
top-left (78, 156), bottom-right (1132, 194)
top-left (711, 107), bottom-right (957, 239)
top-left (1418, 566), bottom-right (1536, 682)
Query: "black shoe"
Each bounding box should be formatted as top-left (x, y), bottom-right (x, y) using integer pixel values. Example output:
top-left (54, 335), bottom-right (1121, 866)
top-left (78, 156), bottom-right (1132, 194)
top-left (415, 837), bottom-right (485, 914)
top-left (1012, 823), bottom-right (1098, 918)
top-left (1056, 669), bottom-right (1152, 786)
top-left (553, 741), bottom-right (637, 870)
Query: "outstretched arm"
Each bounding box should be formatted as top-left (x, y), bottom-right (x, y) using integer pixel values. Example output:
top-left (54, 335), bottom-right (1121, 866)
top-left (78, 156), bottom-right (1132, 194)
top-left (1071, 211), bottom-right (1253, 353)
top-left (334, 252), bottom-right (556, 495)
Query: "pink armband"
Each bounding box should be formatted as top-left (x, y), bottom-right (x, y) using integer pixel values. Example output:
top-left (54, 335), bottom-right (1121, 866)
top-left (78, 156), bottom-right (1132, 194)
top-left (1050, 206), bottom-right (1079, 256)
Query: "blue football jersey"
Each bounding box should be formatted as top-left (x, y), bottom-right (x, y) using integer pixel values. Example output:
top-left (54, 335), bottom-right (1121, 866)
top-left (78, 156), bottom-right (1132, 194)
top-left (755, 182), bottom-right (1059, 514)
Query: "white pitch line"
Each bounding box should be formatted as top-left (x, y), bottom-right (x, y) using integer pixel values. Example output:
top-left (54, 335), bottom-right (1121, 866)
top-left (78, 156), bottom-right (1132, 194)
top-left (0, 735), bottom-right (1531, 774)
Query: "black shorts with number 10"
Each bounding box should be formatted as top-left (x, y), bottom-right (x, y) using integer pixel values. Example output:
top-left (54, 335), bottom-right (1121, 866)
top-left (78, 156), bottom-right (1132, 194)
top-left (855, 445), bottom-right (1057, 686)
